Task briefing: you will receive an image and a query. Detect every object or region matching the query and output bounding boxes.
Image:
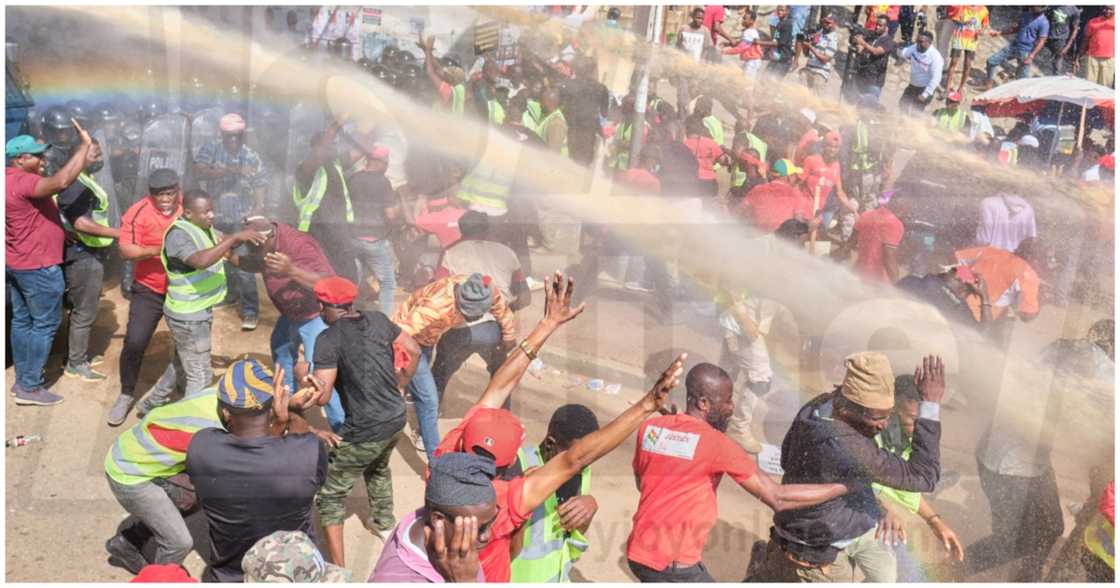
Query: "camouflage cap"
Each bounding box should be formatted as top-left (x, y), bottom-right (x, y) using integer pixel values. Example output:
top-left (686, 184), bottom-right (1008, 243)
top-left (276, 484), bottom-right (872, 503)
top-left (242, 530), bottom-right (351, 583)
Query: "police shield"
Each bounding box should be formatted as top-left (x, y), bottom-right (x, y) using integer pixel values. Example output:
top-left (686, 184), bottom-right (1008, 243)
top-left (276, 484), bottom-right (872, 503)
top-left (134, 112), bottom-right (190, 202)
top-left (89, 128), bottom-right (122, 228)
top-left (246, 99), bottom-right (290, 212)
top-left (280, 101), bottom-right (329, 223)
top-left (189, 106), bottom-right (225, 162)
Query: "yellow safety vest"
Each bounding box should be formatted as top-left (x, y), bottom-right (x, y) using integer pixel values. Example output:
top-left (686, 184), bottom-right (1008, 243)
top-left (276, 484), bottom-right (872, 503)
top-left (292, 162), bottom-right (352, 232)
top-left (524, 99), bottom-right (543, 129)
top-left (510, 442), bottom-right (592, 583)
top-left (610, 122), bottom-right (636, 170)
top-left (488, 99), bottom-right (506, 125)
top-left (934, 108), bottom-right (968, 133)
top-left (536, 109), bottom-right (569, 157)
top-left (850, 119), bottom-right (876, 172)
top-left (1085, 511), bottom-right (1115, 570)
top-left (450, 84), bottom-right (466, 114)
top-left (872, 434), bottom-right (921, 513)
top-left (53, 172), bottom-right (115, 248)
top-left (160, 219), bottom-right (227, 316)
top-left (104, 388), bottom-right (222, 486)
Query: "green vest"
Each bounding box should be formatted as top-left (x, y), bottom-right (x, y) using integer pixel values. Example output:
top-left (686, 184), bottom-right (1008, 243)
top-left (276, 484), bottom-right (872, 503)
top-left (850, 119), bottom-right (876, 172)
top-left (610, 122), bottom-right (635, 169)
top-left (292, 162), bottom-right (352, 232)
top-left (104, 388), bottom-right (222, 486)
top-left (450, 84), bottom-right (466, 114)
top-left (160, 219), bottom-right (227, 316)
top-left (872, 434), bottom-right (921, 513)
top-left (456, 164), bottom-right (513, 214)
top-left (510, 442), bottom-right (592, 583)
top-left (736, 131), bottom-right (769, 162)
top-left (488, 99), bottom-right (506, 125)
top-left (525, 99), bottom-right (543, 127)
top-left (54, 173), bottom-right (115, 248)
top-left (703, 115), bottom-right (725, 172)
top-left (934, 108), bottom-right (968, 133)
top-left (536, 109), bottom-right (569, 157)
top-left (1085, 510), bottom-right (1115, 570)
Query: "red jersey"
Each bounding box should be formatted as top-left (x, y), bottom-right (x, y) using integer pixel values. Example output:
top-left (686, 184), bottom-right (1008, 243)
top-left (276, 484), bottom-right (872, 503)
top-left (120, 195), bottom-right (182, 295)
top-left (800, 154), bottom-right (842, 210)
top-left (737, 180), bottom-right (813, 232)
top-left (854, 206), bottom-right (904, 283)
top-left (627, 414), bottom-right (758, 570)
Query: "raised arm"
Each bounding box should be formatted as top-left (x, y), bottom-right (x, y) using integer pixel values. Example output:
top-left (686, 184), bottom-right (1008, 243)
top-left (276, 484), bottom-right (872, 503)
top-left (741, 471), bottom-right (851, 512)
top-left (472, 271), bottom-right (585, 410)
top-left (33, 119), bottom-right (93, 198)
top-left (518, 354), bottom-right (686, 514)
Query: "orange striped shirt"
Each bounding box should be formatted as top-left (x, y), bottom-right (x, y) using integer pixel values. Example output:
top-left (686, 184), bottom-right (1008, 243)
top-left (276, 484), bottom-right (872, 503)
top-left (392, 274), bottom-right (517, 348)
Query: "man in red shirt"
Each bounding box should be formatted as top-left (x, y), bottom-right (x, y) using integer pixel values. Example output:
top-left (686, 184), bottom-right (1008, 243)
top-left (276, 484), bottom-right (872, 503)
top-left (1076, 5), bottom-right (1114, 86)
top-left (737, 159), bottom-right (817, 232)
top-left (111, 168), bottom-right (184, 426)
top-left (703, 5), bottom-right (736, 54)
top-left (627, 363), bottom-right (852, 582)
top-left (801, 131), bottom-right (858, 235)
top-left (845, 191), bottom-right (905, 283)
top-left (6, 124), bottom-right (95, 406)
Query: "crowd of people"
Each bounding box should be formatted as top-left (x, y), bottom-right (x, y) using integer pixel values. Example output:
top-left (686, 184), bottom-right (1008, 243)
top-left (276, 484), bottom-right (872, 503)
top-left (4, 3), bottom-right (1116, 584)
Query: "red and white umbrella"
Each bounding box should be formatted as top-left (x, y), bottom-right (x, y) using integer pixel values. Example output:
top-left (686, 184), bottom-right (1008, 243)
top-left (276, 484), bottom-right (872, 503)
top-left (972, 75), bottom-right (1115, 125)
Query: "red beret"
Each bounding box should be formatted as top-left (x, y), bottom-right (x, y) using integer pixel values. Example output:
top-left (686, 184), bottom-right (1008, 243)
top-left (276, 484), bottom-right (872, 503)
top-left (130, 564), bottom-right (197, 583)
top-left (314, 276), bottom-right (358, 306)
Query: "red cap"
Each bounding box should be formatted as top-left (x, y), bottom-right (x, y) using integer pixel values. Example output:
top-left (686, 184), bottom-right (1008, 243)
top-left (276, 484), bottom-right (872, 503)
top-left (953, 264), bottom-right (977, 284)
top-left (131, 564), bottom-right (197, 583)
top-left (370, 144), bottom-right (390, 161)
top-left (1100, 154), bottom-right (1115, 171)
top-left (947, 90), bottom-right (963, 103)
top-left (461, 408), bottom-right (525, 467)
top-left (314, 276), bottom-right (358, 306)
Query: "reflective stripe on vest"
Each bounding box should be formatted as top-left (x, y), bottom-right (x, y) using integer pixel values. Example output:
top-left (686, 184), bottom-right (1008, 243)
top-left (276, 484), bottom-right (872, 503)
top-left (610, 122), bottom-right (634, 169)
top-left (536, 109), bottom-right (569, 157)
top-left (160, 219), bottom-right (227, 315)
top-left (292, 162), bottom-right (353, 232)
top-left (509, 442), bottom-right (592, 583)
top-left (935, 108), bottom-right (968, 132)
top-left (850, 120), bottom-right (875, 172)
top-left (457, 163), bottom-right (513, 213)
top-left (525, 100), bottom-right (542, 127)
top-left (451, 84), bottom-right (466, 114)
top-left (1085, 512), bottom-right (1115, 570)
top-left (54, 173), bottom-right (115, 248)
top-left (104, 390), bottom-right (222, 486)
top-left (488, 99), bottom-right (506, 125)
top-left (704, 115), bottom-right (725, 171)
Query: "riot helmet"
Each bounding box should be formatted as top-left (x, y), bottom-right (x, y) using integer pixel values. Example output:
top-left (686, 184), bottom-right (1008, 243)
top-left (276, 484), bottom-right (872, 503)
top-left (94, 102), bottom-right (122, 130)
top-left (139, 100), bottom-right (166, 125)
top-left (370, 65), bottom-right (396, 86)
top-left (42, 105), bottom-right (78, 148)
top-left (66, 100), bottom-right (94, 130)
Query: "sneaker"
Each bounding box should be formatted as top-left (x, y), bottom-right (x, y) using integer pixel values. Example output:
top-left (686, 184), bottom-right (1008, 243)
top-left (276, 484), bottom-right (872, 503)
top-left (10, 382), bottom-right (25, 397)
top-left (105, 534), bottom-right (148, 575)
top-left (14, 387), bottom-right (64, 407)
top-left (730, 430), bottom-right (763, 454)
top-left (65, 363), bottom-right (108, 382)
top-left (411, 429), bottom-right (426, 453)
top-left (107, 394), bottom-right (137, 427)
top-left (89, 355), bottom-right (105, 367)
top-left (241, 315), bottom-right (259, 331)
top-left (624, 281), bottom-right (654, 294)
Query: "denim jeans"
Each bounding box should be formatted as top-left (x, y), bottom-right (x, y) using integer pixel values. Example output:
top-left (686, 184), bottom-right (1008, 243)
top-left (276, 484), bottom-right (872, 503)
top-left (63, 252), bottom-right (107, 367)
top-left (406, 346), bottom-right (440, 460)
top-left (107, 475), bottom-right (193, 565)
top-left (7, 265), bottom-right (65, 389)
top-left (354, 239), bottom-right (397, 315)
top-left (432, 322), bottom-right (508, 406)
top-left (270, 314), bottom-right (344, 432)
top-left (143, 317), bottom-right (213, 411)
top-left (987, 45), bottom-right (1031, 82)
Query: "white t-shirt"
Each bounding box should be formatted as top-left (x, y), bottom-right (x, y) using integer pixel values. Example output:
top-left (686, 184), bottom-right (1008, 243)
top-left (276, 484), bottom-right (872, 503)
top-left (719, 297), bottom-right (777, 383)
top-left (679, 26), bottom-right (709, 62)
top-left (741, 28), bottom-right (760, 45)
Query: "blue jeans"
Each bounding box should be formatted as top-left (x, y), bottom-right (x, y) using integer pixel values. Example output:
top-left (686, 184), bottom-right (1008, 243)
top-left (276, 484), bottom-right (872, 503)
top-left (987, 45), bottom-right (1031, 82)
top-left (225, 263), bottom-right (260, 319)
top-left (354, 239), bottom-right (397, 315)
top-left (406, 346), bottom-right (439, 460)
top-left (7, 265), bottom-right (65, 389)
top-left (270, 314), bottom-right (345, 432)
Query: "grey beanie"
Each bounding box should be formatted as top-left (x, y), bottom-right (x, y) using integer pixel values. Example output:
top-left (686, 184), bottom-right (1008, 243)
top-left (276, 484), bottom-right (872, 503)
top-left (426, 453), bottom-right (496, 508)
top-left (455, 273), bottom-right (493, 318)
top-left (148, 168), bottom-right (180, 190)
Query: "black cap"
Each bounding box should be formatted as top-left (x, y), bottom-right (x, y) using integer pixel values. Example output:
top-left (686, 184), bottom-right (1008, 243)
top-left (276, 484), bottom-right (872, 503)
top-left (148, 168), bottom-right (180, 190)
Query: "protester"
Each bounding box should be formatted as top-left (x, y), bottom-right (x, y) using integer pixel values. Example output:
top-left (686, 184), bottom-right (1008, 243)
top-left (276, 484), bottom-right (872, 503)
top-left (800, 131), bottom-right (857, 236)
top-left (718, 291), bottom-right (780, 453)
top-left (844, 188), bottom-right (905, 284)
top-left (931, 91), bottom-right (970, 134)
top-left (984, 7), bottom-right (1050, 91)
top-left (628, 363), bottom-right (853, 582)
top-left (293, 120), bottom-right (359, 282)
top-left (750, 353), bottom-right (945, 582)
top-left (418, 33), bottom-right (466, 114)
top-left (1044, 6), bottom-right (1080, 75)
top-left (55, 138), bottom-right (119, 382)
top-left (347, 137), bottom-right (400, 314)
top-left (898, 31), bottom-right (944, 115)
top-left (897, 262), bottom-right (993, 329)
top-left (308, 276), bottom-right (421, 567)
top-left (848, 16), bottom-right (896, 105)
top-left (191, 112), bottom-right (268, 330)
top-left (7, 122), bottom-right (95, 406)
top-left (241, 530), bottom-right (351, 583)
top-left (737, 159), bottom-right (815, 233)
top-left (111, 168), bottom-right (184, 426)
top-left (975, 192), bottom-right (1037, 252)
top-left (393, 273), bottom-right (517, 456)
top-left (942, 5), bottom-right (993, 94)
top-left (683, 114), bottom-right (727, 198)
top-left (129, 564), bottom-right (197, 583)
top-left (1076, 6), bottom-right (1114, 86)
top-left (186, 360), bottom-right (327, 582)
top-left (764, 6), bottom-right (797, 80)
top-left (560, 55), bottom-right (610, 165)
top-left (954, 241), bottom-right (1042, 323)
top-left (1080, 480), bottom-right (1115, 582)
top-left (675, 8), bottom-right (713, 111)
top-left (723, 10), bottom-right (764, 79)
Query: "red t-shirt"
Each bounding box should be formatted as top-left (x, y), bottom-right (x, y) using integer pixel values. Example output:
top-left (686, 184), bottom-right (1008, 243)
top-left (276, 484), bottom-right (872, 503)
top-left (854, 206), bottom-right (904, 282)
top-left (264, 223), bottom-right (336, 321)
top-left (627, 414), bottom-right (758, 570)
top-left (120, 196), bottom-right (182, 294)
top-left (414, 198), bottom-right (465, 248)
top-left (432, 405), bottom-right (531, 583)
top-left (800, 154), bottom-right (841, 210)
top-left (737, 180), bottom-right (814, 232)
top-left (683, 136), bottom-right (724, 181)
top-left (621, 168), bottom-right (662, 194)
top-left (1085, 16), bottom-right (1115, 58)
top-left (703, 5), bottom-right (726, 43)
top-left (794, 129), bottom-right (820, 165)
top-left (5, 167), bottom-right (65, 270)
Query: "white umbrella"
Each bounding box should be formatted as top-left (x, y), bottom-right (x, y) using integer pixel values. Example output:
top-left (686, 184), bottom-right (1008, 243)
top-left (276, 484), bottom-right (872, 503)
top-left (972, 75), bottom-right (1115, 110)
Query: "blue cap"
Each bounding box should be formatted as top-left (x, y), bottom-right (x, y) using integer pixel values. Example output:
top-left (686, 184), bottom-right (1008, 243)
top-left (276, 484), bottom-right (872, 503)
top-left (5, 135), bottom-right (50, 159)
top-left (217, 358), bottom-right (274, 409)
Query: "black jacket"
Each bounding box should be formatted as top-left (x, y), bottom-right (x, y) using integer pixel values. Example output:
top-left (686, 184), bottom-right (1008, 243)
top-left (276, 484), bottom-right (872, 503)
top-left (773, 392), bottom-right (940, 563)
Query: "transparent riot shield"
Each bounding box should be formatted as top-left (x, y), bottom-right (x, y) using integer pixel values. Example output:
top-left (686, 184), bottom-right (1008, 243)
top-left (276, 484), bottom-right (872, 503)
top-left (134, 112), bottom-right (191, 202)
